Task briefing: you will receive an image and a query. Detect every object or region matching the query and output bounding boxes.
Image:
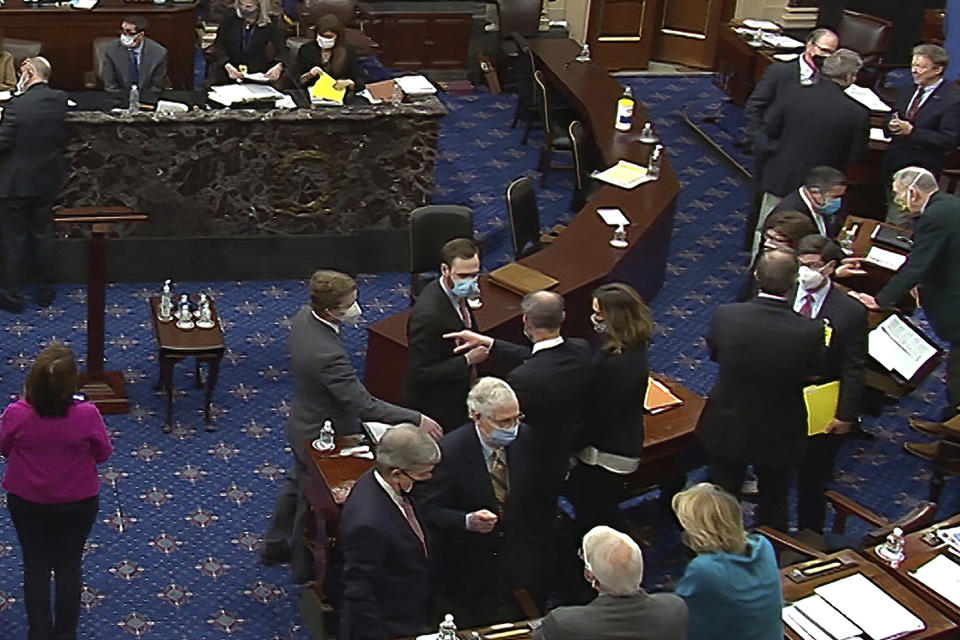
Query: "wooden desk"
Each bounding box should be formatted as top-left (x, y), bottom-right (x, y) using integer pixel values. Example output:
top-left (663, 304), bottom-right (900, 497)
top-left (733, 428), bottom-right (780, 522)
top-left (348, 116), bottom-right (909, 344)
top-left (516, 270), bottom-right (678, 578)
top-left (301, 435), bottom-right (373, 597)
top-left (865, 515), bottom-right (960, 623)
top-left (364, 37), bottom-right (679, 404)
top-left (713, 24), bottom-right (776, 107)
top-left (781, 549), bottom-right (957, 639)
top-left (0, 1), bottom-right (197, 91)
top-left (397, 619), bottom-right (535, 640)
top-left (148, 295), bottom-right (225, 428)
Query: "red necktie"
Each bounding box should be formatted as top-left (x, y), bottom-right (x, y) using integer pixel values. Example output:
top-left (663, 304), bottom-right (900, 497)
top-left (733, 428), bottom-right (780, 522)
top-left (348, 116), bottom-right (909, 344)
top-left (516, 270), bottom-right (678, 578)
top-left (799, 294), bottom-right (815, 318)
top-left (906, 87), bottom-right (924, 121)
top-left (399, 496), bottom-right (428, 556)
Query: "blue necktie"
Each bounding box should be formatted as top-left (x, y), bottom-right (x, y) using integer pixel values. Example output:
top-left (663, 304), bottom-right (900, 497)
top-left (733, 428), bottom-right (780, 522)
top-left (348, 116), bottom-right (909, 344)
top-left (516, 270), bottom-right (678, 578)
top-left (128, 49), bottom-right (139, 86)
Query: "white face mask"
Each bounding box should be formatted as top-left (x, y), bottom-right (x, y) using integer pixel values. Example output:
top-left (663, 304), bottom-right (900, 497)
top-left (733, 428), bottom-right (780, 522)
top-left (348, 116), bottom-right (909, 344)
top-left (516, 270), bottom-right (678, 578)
top-left (798, 265), bottom-right (826, 291)
top-left (120, 34), bottom-right (138, 48)
top-left (317, 36), bottom-right (336, 50)
top-left (15, 73), bottom-right (25, 94)
top-left (336, 301), bottom-right (362, 325)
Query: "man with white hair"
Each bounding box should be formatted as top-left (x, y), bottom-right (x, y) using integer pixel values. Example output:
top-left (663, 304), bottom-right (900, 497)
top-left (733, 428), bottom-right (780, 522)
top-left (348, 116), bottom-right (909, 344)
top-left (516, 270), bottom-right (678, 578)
top-left (0, 56), bottom-right (66, 312)
top-left (533, 526), bottom-right (687, 640)
top-left (855, 167), bottom-right (960, 446)
top-left (339, 423), bottom-right (441, 639)
top-left (414, 376), bottom-right (551, 626)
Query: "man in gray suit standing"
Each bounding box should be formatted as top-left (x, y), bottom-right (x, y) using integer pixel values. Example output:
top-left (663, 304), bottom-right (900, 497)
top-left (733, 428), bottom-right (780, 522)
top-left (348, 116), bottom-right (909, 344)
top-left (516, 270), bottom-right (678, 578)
top-left (101, 16), bottom-right (168, 104)
top-left (260, 270), bottom-right (442, 580)
top-left (533, 526), bottom-right (687, 640)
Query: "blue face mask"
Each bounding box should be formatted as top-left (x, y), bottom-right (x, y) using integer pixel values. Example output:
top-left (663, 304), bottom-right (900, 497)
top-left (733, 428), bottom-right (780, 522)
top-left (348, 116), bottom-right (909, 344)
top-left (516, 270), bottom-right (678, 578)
top-left (488, 425), bottom-right (518, 448)
top-left (819, 197), bottom-right (842, 214)
top-left (451, 277), bottom-right (478, 299)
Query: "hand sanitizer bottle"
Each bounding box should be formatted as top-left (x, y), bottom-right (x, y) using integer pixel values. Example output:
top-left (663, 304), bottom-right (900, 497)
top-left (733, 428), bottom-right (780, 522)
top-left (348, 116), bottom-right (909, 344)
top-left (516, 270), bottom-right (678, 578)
top-left (615, 86), bottom-right (634, 132)
top-left (438, 614), bottom-right (457, 640)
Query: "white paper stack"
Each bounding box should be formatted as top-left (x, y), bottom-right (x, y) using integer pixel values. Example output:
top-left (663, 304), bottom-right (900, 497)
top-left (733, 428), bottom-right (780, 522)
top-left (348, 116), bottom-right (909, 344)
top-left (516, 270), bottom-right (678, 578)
top-left (395, 75), bottom-right (437, 96)
top-left (911, 554), bottom-right (960, 606)
top-left (814, 573), bottom-right (924, 639)
top-left (207, 83), bottom-right (284, 106)
top-left (845, 85), bottom-right (893, 112)
top-left (863, 245), bottom-right (906, 271)
top-left (868, 314), bottom-right (937, 381)
top-left (592, 161), bottom-right (654, 189)
top-left (596, 207), bottom-right (630, 226)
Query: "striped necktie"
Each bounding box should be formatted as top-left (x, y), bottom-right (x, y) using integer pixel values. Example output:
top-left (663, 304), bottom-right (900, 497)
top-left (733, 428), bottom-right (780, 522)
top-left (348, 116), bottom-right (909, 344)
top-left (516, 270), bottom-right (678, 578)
top-left (489, 448), bottom-right (509, 505)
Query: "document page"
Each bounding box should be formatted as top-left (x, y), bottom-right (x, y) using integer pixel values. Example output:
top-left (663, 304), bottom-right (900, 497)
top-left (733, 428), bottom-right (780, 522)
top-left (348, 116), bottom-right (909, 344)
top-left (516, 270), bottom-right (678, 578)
top-left (596, 207), bottom-right (630, 226)
top-left (911, 553), bottom-right (960, 607)
top-left (814, 573), bottom-right (924, 639)
top-left (863, 246), bottom-right (907, 271)
top-left (845, 85), bottom-right (893, 112)
top-left (794, 594), bottom-right (863, 639)
top-left (592, 161), bottom-right (653, 189)
top-left (870, 127), bottom-right (892, 143)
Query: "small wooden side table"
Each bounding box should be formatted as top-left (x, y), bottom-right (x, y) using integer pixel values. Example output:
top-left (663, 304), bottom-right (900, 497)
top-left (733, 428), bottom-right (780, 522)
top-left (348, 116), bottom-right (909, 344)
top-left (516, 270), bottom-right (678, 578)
top-left (148, 296), bottom-right (226, 429)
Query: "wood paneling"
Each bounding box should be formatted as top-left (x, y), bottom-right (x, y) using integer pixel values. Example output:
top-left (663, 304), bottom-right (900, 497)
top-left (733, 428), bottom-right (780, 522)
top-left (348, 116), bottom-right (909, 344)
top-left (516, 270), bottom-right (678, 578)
top-left (651, 0), bottom-right (737, 69)
top-left (361, 10), bottom-right (471, 71)
top-left (587, 0), bottom-right (659, 70)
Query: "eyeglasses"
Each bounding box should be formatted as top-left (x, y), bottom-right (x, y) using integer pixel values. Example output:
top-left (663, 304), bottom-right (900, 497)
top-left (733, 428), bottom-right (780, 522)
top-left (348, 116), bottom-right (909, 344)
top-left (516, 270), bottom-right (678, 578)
top-left (484, 412), bottom-right (523, 430)
top-left (120, 29), bottom-right (142, 36)
top-left (401, 469), bottom-right (432, 482)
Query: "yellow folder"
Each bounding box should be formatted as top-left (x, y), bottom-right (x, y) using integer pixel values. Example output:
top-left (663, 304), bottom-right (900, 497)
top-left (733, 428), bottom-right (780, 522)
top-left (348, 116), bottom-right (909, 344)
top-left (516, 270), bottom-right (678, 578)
top-left (803, 380), bottom-right (841, 436)
top-left (310, 71), bottom-right (346, 104)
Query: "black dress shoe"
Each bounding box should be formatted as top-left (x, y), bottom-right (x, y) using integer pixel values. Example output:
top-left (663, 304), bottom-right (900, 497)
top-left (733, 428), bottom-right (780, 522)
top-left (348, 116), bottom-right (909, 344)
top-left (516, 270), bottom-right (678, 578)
top-left (0, 294), bottom-right (23, 313)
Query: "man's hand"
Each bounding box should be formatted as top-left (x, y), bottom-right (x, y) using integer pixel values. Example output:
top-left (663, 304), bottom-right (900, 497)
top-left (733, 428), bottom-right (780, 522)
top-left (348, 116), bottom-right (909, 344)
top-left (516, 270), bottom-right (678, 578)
top-left (825, 419), bottom-right (852, 435)
top-left (333, 79), bottom-right (355, 91)
top-left (265, 64), bottom-right (283, 82)
top-left (466, 509), bottom-right (498, 533)
top-left (464, 345), bottom-right (490, 366)
top-left (852, 292), bottom-right (880, 310)
top-left (310, 66), bottom-right (324, 78)
top-left (444, 329), bottom-right (493, 354)
top-left (225, 64), bottom-right (243, 81)
top-left (835, 257), bottom-right (868, 278)
top-left (418, 414), bottom-right (443, 441)
top-left (889, 117), bottom-right (913, 137)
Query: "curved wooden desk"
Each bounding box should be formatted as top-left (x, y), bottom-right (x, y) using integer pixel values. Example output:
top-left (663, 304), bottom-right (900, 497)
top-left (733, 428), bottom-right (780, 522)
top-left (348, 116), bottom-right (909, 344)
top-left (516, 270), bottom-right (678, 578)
top-left (364, 37), bottom-right (679, 404)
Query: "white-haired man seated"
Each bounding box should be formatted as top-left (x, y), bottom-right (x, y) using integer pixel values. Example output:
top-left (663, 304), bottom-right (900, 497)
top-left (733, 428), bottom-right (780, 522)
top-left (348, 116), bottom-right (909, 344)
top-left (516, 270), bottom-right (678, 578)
top-left (533, 526), bottom-right (687, 640)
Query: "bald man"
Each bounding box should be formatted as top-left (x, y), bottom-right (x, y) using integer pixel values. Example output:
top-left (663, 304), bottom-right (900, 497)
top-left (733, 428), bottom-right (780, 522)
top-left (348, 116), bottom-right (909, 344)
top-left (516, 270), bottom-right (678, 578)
top-left (0, 57), bottom-right (67, 312)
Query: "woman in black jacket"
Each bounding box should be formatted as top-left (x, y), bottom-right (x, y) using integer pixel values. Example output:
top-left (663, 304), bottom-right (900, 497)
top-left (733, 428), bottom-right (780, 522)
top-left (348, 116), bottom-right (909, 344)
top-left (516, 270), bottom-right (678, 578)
top-left (569, 282), bottom-right (653, 530)
top-left (214, 0), bottom-right (286, 84)
top-left (294, 13), bottom-right (366, 93)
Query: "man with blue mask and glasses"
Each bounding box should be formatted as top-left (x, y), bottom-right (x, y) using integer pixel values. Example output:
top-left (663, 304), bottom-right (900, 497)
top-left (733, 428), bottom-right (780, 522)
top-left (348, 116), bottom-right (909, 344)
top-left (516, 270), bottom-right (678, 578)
top-left (766, 166), bottom-right (847, 249)
top-left (414, 377), bottom-right (552, 626)
top-left (404, 238), bottom-right (488, 432)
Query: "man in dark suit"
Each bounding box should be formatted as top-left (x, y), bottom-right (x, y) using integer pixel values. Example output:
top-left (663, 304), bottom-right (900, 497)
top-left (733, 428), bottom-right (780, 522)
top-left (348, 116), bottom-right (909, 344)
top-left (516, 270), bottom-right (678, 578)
top-left (443, 290), bottom-right (593, 500)
top-left (762, 166), bottom-right (848, 255)
top-left (261, 270), bottom-right (441, 579)
top-left (0, 57), bottom-right (66, 312)
top-left (404, 238), bottom-right (488, 432)
top-left (101, 16), bottom-right (169, 104)
top-left (742, 27), bottom-right (838, 250)
top-left (698, 250), bottom-right (825, 531)
top-left (759, 49), bottom-right (869, 225)
top-left (414, 377), bottom-right (551, 626)
top-left (856, 168), bottom-right (960, 441)
top-left (532, 525), bottom-right (687, 640)
top-left (793, 235), bottom-right (867, 533)
top-left (883, 44), bottom-right (960, 183)
top-left (339, 423), bottom-right (441, 640)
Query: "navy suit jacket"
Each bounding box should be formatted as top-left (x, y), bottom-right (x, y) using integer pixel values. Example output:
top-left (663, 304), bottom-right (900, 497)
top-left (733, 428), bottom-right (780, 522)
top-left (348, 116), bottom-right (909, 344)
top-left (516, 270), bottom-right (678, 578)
top-left (761, 80), bottom-right (869, 197)
top-left (883, 81), bottom-right (960, 177)
top-left (810, 284), bottom-right (868, 422)
top-left (877, 192), bottom-right (960, 344)
top-left (403, 279), bottom-right (476, 432)
top-left (413, 423), bottom-right (549, 603)
top-left (0, 82), bottom-right (66, 199)
top-left (744, 59), bottom-right (806, 158)
top-left (697, 297), bottom-right (825, 467)
top-left (339, 469), bottom-right (431, 640)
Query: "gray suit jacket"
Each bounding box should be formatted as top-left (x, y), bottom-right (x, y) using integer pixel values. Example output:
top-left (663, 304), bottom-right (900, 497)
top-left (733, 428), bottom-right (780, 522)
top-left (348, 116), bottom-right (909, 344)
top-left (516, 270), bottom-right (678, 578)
top-left (285, 306), bottom-right (420, 461)
top-left (101, 38), bottom-right (168, 102)
top-left (533, 591), bottom-right (687, 640)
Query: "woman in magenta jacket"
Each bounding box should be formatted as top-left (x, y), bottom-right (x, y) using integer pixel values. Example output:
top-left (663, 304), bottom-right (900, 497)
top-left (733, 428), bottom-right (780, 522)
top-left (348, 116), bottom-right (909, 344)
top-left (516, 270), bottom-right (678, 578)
top-left (0, 344), bottom-right (113, 640)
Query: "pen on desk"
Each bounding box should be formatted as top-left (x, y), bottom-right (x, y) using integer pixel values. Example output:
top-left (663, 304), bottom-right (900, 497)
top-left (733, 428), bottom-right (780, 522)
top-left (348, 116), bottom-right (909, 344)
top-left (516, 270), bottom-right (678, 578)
top-left (880, 325), bottom-right (914, 359)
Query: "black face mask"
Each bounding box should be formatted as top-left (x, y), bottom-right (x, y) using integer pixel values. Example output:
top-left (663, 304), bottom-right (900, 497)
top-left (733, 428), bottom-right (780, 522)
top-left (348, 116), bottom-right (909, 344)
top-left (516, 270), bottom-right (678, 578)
top-left (812, 54), bottom-right (828, 69)
top-left (241, 8), bottom-right (258, 19)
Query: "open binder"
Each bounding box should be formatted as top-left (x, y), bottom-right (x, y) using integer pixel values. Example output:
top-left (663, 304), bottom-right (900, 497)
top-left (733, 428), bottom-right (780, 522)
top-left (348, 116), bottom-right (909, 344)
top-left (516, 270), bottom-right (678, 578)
top-left (867, 313), bottom-right (942, 385)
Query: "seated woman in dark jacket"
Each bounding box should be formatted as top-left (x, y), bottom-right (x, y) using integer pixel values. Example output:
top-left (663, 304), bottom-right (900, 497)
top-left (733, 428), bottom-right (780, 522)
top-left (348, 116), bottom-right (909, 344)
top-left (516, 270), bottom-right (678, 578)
top-left (214, 0), bottom-right (286, 84)
top-left (568, 282), bottom-right (653, 530)
top-left (294, 13), bottom-right (366, 93)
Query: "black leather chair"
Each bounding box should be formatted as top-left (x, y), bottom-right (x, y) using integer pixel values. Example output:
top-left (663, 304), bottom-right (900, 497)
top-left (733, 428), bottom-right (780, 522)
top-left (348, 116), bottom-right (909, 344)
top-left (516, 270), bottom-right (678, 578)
top-left (837, 9), bottom-right (894, 90)
top-left (506, 33), bottom-right (539, 144)
top-left (496, 0), bottom-right (540, 71)
top-left (505, 177), bottom-right (542, 260)
top-left (569, 120), bottom-right (601, 211)
top-left (408, 205), bottom-right (474, 302)
top-left (533, 69), bottom-right (573, 187)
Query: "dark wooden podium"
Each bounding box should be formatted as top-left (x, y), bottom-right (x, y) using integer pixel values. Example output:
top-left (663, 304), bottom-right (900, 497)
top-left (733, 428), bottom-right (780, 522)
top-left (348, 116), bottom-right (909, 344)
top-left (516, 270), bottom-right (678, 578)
top-left (53, 207), bottom-right (148, 414)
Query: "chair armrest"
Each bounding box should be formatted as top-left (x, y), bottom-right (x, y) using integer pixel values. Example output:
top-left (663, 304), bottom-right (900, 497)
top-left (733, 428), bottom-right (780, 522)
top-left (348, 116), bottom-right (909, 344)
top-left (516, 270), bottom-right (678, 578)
top-left (825, 490), bottom-right (888, 534)
top-left (755, 526), bottom-right (828, 561)
top-left (863, 501), bottom-right (938, 546)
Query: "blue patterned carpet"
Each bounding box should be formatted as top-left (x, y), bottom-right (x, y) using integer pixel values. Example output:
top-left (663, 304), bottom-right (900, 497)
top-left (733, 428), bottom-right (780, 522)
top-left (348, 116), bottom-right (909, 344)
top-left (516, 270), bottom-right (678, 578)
top-left (0, 75), bottom-right (956, 638)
